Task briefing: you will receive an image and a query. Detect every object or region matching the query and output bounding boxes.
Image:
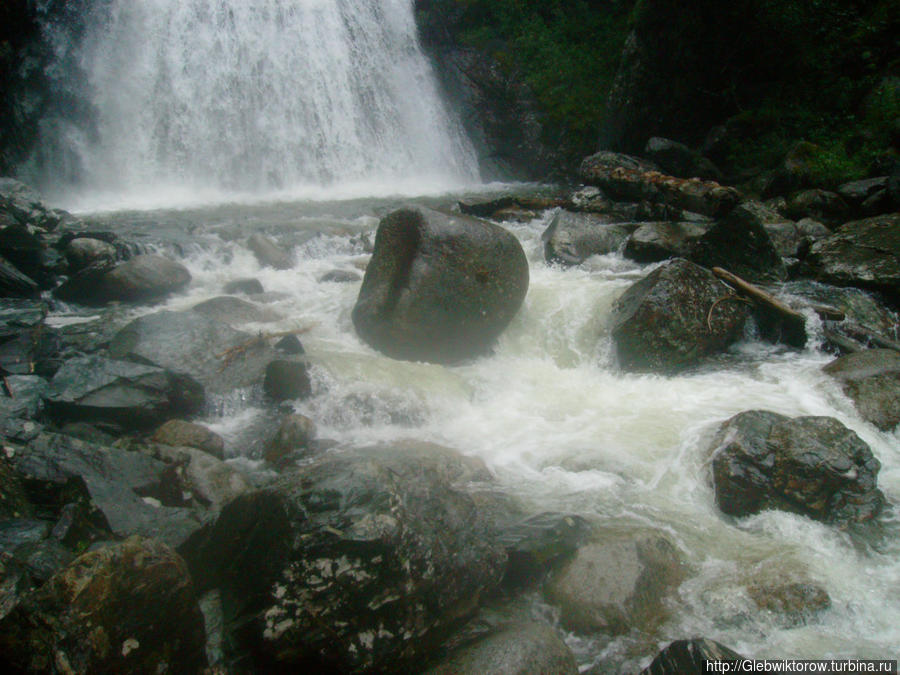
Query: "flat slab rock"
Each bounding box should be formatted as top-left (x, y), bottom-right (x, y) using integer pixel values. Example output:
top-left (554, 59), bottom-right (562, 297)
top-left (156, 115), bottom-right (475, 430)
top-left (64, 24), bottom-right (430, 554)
top-left (709, 411), bottom-right (884, 524)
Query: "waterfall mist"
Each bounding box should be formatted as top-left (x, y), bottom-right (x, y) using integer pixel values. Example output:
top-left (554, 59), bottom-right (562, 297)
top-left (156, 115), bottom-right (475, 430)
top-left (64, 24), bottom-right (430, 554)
top-left (30, 0), bottom-right (480, 208)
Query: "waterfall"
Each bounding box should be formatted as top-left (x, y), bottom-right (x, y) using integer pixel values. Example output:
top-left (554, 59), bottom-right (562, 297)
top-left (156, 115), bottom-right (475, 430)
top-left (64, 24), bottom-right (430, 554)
top-left (32, 0), bottom-right (480, 206)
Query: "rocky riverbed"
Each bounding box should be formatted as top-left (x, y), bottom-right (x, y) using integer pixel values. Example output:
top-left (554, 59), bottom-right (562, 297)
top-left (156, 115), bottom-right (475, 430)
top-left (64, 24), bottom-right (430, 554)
top-left (0, 153), bottom-right (899, 673)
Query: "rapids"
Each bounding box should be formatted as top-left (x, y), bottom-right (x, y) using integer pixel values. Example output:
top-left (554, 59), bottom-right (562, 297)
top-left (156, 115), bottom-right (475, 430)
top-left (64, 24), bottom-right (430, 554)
top-left (61, 194), bottom-right (900, 672)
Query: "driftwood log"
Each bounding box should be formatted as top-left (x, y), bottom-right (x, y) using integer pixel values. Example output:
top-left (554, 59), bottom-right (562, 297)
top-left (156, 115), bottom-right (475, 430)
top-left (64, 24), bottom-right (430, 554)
top-left (712, 267), bottom-right (807, 347)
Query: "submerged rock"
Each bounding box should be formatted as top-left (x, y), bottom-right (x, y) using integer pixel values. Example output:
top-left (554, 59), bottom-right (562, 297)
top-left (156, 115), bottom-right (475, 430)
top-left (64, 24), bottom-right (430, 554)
top-left (423, 621), bottom-right (577, 675)
top-left (0, 536), bottom-right (207, 675)
top-left (184, 441), bottom-right (507, 672)
top-left (611, 258), bottom-right (749, 373)
top-left (747, 581), bottom-right (831, 624)
top-left (191, 296), bottom-right (281, 325)
top-left (541, 210), bottom-right (637, 266)
top-left (709, 411), bottom-right (884, 524)
top-left (247, 233), bottom-right (292, 270)
top-left (824, 349), bottom-right (900, 431)
top-left (544, 528), bottom-right (684, 635)
top-left (352, 207), bottom-right (528, 364)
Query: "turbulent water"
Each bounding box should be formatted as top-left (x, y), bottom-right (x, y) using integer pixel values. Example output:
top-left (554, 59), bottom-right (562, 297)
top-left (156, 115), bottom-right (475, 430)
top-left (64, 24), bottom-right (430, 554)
top-left (31, 0), bottom-right (480, 208)
top-left (59, 196), bottom-right (900, 672)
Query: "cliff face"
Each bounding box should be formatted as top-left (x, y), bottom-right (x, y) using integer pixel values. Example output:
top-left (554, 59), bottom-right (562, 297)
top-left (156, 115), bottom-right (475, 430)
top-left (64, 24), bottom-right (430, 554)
top-left (0, 0), bottom-right (41, 174)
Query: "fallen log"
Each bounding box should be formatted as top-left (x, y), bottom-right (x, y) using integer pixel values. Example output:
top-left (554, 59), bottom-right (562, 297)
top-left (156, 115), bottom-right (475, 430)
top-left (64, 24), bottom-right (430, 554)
top-left (712, 267), bottom-right (807, 347)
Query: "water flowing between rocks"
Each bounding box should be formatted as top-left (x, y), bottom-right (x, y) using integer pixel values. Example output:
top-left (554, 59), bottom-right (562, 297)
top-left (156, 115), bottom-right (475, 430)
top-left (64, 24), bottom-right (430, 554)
top-left (49, 195), bottom-right (900, 671)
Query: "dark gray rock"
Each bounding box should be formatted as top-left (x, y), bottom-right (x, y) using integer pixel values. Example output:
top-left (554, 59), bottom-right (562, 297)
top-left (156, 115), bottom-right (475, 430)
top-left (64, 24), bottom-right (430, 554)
top-left (0, 537), bottom-right (207, 675)
top-left (764, 218), bottom-right (830, 259)
top-left (0, 457), bottom-right (33, 519)
top-left (247, 233), bottom-right (292, 270)
top-left (709, 411), bottom-right (884, 524)
top-left (64, 237), bottom-right (118, 274)
top-left (783, 189), bottom-right (850, 227)
top-left (352, 207), bottom-right (529, 364)
top-left (423, 621), bottom-right (577, 675)
top-left (689, 203), bottom-right (786, 282)
top-left (837, 177), bottom-right (889, 207)
top-left (611, 259), bottom-right (749, 373)
top-left (55, 254), bottom-right (191, 306)
top-left (0, 253), bottom-right (38, 298)
top-left (9, 431), bottom-right (203, 548)
top-left (0, 375), bottom-right (49, 422)
top-left (639, 639), bottom-right (744, 675)
top-left (498, 512), bottom-right (590, 589)
top-left (545, 528), bottom-right (684, 635)
top-left (263, 359), bottom-right (312, 401)
top-left (222, 278), bottom-right (264, 295)
top-left (108, 310), bottom-right (285, 395)
top-left (805, 214), bottom-right (900, 307)
top-left (644, 137), bottom-right (722, 181)
top-left (824, 349), bottom-right (900, 431)
top-left (144, 444), bottom-right (251, 512)
top-left (183, 441), bottom-right (507, 673)
top-left (623, 221), bottom-right (709, 263)
top-left (152, 420), bottom-right (226, 460)
top-left (191, 296), bottom-right (281, 325)
top-left (44, 355), bottom-right (204, 431)
top-left (542, 210), bottom-right (637, 266)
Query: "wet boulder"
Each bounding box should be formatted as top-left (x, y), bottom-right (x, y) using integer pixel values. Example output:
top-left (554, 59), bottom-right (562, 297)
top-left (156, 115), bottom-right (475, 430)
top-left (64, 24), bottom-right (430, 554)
top-left (108, 310), bottom-right (295, 395)
top-left (544, 528), bottom-right (684, 635)
top-left (623, 222), bottom-right (709, 263)
top-left (152, 420), bottom-right (226, 460)
top-left (498, 512), bottom-right (591, 589)
top-left (709, 411), bottom-right (884, 524)
top-left (144, 443), bottom-right (251, 512)
top-left (541, 210), bottom-right (637, 266)
top-left (688, 203), bottom-right (786, 282)
top-left (611, 259), bottom-right (749, 373)
top-left (263, 414), bottom-right (316, 465)
top-left (55, 254), bottom-right (191, 306)
top-left (44, 355), bottom-right (204, 431)
top-left (824, 349), bottom-right (900, 431)
top-left (764, 218), bottom-right (830, 259)
top-left (352, 207), bottom-right (529, 364)
top-left (247, 233), bottom-right (292, 270)
top-left (805, 214), bottom-right (900, 308)
top-left (639, 639), bottom-right (744, 675)
top-left (423, 621), bottom-right (577, 675)
top-left (263, 359), bottom-right (312, 401)
top-left (184, 442), bottom-right (507, 672)
top-left (64, 237), bottom-right (118, 274)
top-left (222, 277), bottom-right (264, 295)
top-left (783, 189), bottom-right (850, 227)
top-left (0, 536), bottom-right (207, 675)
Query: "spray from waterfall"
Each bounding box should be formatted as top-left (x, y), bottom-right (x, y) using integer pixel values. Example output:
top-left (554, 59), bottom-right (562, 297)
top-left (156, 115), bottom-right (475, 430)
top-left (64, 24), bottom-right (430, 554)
top-left (31, 0), bottom-right (480, 208)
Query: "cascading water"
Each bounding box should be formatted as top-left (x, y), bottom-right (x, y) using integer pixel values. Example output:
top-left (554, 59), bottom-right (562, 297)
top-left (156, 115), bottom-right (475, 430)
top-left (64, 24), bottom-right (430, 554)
top-left (31, 0), bottom-right (480, 208)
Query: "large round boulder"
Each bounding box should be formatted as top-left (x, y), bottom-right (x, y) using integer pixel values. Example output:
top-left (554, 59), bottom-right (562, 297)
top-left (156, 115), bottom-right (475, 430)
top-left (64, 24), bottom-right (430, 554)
top-left (709, 411), bottom-right (884, 524)
top-left (610, 258), bottom-right (749, 373)
top-left (352, 207), bottom-right (529, 364)
top-left (183, 441), bottom-right (508, 672)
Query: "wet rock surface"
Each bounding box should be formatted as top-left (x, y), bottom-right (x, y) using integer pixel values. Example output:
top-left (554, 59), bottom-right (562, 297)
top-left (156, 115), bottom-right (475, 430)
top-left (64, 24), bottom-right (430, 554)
top-left (183, 441), bottom-right (508, 672)
top-left (352, 207), bottom-right (529, 364)
top-left (542, 210), bottom-right (637, 266)
top-left (709, 411), bottom-right (884, 524)
top-left (824, 349), bottom-right (900, 431)
top-left (55, 254), bottom-right (191, 306)
top-left (611, 258), bottom-right (749, 373)
top-left (0, 536), bottom-right (207, 675)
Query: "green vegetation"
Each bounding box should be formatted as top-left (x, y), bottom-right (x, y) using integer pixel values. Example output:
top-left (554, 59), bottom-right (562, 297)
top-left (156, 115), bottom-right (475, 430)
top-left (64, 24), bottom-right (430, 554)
top-left (418, 0), bottom-right (634, 161)
top-left (418, 0), bottom-right (899, 182)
